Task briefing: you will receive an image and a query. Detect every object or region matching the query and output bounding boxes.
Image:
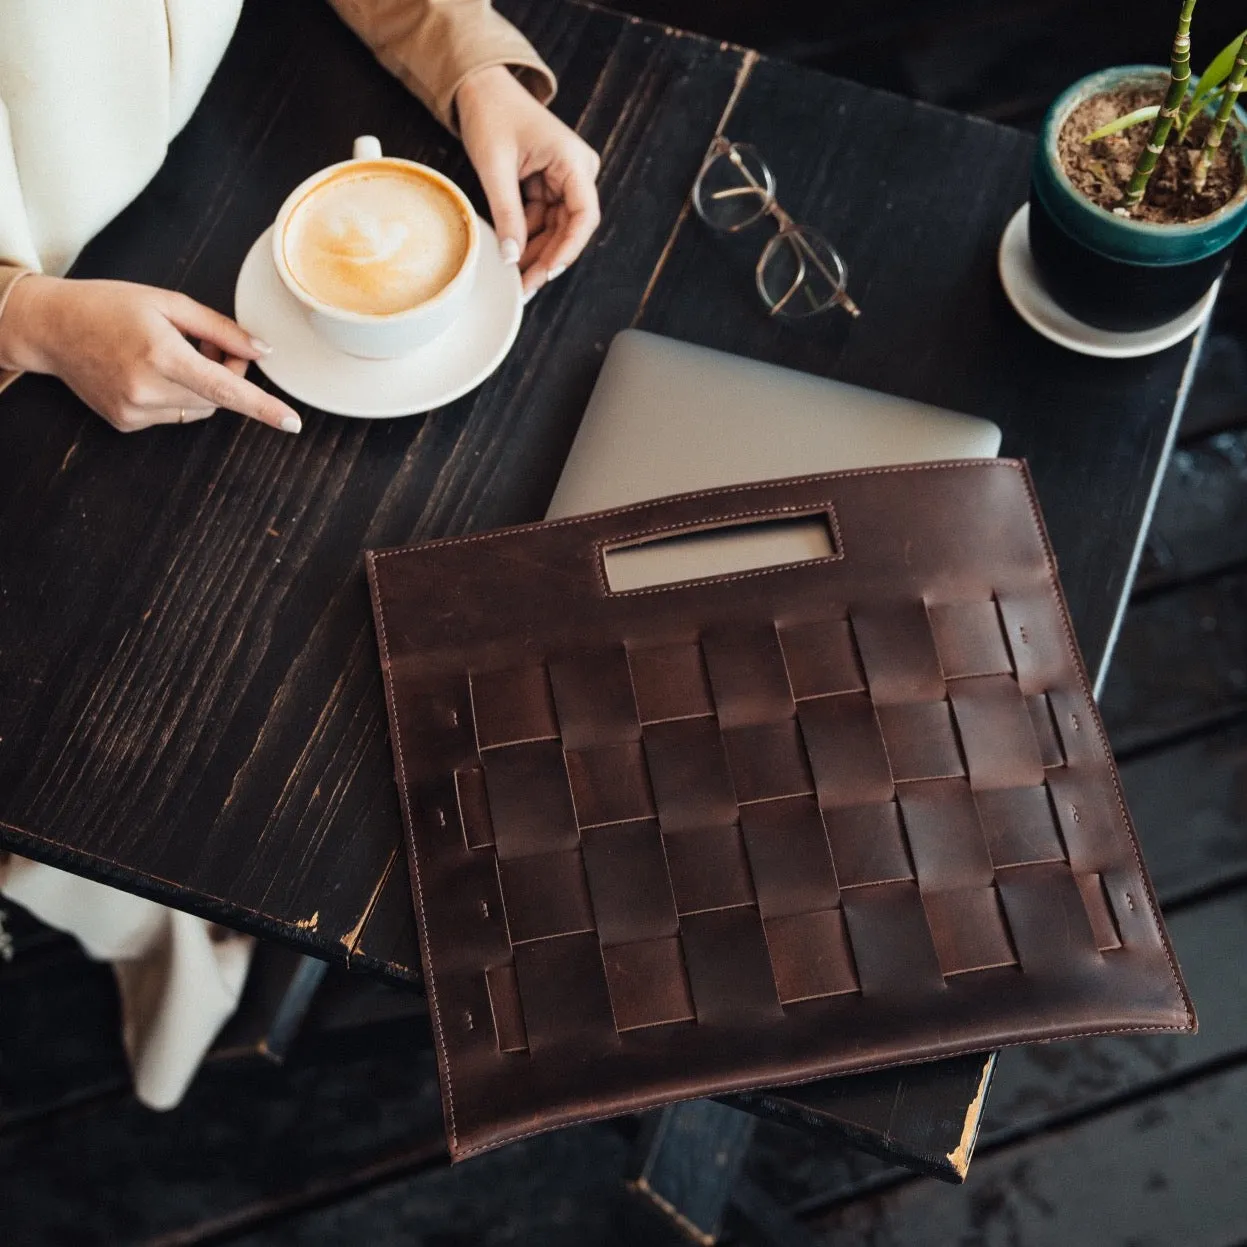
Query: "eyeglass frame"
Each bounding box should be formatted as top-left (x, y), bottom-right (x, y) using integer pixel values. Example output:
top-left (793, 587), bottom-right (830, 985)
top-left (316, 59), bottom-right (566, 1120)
top-left (692, 135), bottom-right (861, 319)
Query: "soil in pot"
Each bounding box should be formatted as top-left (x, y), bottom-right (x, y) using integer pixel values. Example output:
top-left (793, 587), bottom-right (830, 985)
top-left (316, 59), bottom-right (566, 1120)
top-left (1058, 85), bottom-right (1245, 223)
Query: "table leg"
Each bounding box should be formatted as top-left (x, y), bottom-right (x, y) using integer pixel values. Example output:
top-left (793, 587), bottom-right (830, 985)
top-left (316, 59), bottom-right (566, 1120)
top-left (627, 1100), bottom-right (756, 1244)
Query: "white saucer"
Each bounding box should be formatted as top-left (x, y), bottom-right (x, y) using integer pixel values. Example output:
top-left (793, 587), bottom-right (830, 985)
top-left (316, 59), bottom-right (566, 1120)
top-left (234, 221), bottom-right (523, 417)
top-left (997, 204), bottom-right (1218, 359)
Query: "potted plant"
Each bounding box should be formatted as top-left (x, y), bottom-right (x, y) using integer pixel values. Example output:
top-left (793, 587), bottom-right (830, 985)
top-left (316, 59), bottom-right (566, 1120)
top-left (1027, 2), bottom-right (1247, 332)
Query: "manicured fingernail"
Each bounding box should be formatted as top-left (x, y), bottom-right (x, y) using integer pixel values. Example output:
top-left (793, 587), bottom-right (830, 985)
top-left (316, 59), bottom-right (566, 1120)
top-left (499, 238), bottom-right (521, 265)
top-left (251, 336), bottom-right (273, 355)
top-left (280, 414), bottom-right (302, 434)
top-left (547, 265), bottom-right (566, 281)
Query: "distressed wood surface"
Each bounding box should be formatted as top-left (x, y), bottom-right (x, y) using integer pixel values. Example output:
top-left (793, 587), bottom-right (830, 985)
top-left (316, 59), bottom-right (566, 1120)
top-left (0, 1), bottom-right (1241, 1239)
top-left (1100, 569), bottom-right (1247, 754)
top-left (1119, 714), bottom-right (1247, 905)
top-left (0, 939), bottom-right (129, 1131)
top-left (0, 0), bottom-right (753, 972)
top-left (811, 1060), bottom-right (1247, 1245)
top-left (982, 886), bottom-right (1247, 1143)
top-left (0, 0), bottom-right (1193, 985)
top-left (1176, 320), bottom-right (1247, 440)
top-left (216, 1126), bottom-right (642, 1247)
top-left (629, 1099), bottom-right (758, 1244)
top-left (0, 1028), bottom-right (449, 1247)
top-left (1136, 427), bottom-right (1247, 594)
top-left (0, 0), bottom-right (1206, 1197)
top-left (730, 1054), bottom-right (994, 1186)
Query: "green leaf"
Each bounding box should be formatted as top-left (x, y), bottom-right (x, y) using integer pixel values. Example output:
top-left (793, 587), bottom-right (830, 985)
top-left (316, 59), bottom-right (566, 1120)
top-left (1083, 105), bottom-right (1160, 143)
top-left (1180, 31), bottom-right (1247, 136)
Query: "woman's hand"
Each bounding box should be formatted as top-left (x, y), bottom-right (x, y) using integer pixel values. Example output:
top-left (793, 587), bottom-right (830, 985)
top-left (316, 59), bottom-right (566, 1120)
top-left (0, 276), bottom-right (301, 434)
top-left (456, 66), bottom-right (601, 298)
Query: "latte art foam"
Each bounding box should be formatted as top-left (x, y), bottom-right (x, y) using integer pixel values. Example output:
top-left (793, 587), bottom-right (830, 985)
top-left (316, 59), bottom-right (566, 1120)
top-left (284, 165), bottom-right (470, 315)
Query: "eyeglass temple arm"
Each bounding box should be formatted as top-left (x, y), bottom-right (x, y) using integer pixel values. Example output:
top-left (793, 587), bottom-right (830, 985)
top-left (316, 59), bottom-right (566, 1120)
top-left (765, 247), bottom-right (808, 318)
top-left (787, 224), bottom-right (862, 318)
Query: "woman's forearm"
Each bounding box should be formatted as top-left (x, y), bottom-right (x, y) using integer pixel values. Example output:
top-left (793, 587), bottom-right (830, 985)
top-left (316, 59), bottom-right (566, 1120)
top-left (325, 0), bottom-right (555, 132)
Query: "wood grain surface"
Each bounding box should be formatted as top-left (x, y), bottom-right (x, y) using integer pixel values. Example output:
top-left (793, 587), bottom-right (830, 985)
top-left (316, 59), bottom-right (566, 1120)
top-left (0, 0), bottom-right (1194, 977)
top-left (1136, 428), bottom-right (1247, 593)
top-left (1101, 570), bottom-right (1247, 754)
top-left (813, 1063), bottom-right (1247, 1245)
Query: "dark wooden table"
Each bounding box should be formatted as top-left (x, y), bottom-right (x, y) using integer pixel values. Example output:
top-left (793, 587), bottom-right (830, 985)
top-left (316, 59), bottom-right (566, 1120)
top-left (0, 0), bottom-right (1200, 1204)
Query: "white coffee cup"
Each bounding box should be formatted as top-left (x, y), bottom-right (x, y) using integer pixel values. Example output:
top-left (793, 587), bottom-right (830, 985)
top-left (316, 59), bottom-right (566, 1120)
top-left (271, 136), bottom-right (480, 359)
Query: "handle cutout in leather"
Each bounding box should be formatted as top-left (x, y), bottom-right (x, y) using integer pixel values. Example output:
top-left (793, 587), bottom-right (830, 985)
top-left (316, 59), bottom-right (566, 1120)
top-left (602, 510), bottom-right (838, 593)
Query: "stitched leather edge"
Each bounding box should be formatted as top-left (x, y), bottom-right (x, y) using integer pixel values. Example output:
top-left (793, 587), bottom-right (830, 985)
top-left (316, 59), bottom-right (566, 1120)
top-left (365, 550), bottom-right (460, 1152)
top-left (451, 1015), bottom-right (1196, 1160)
top-left (594, 500), bottom-right (845, 597)
top-left (1009, 460), bottom-right (1196, 1034)
top-left (369, 460), bottom-right (1016, 560)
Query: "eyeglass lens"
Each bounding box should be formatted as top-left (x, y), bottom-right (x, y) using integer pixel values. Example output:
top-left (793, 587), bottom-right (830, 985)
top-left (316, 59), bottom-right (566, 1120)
top-left (759, 227), bottom-right (854, 319)
top-left (692, 142), bottom-right (775, 232)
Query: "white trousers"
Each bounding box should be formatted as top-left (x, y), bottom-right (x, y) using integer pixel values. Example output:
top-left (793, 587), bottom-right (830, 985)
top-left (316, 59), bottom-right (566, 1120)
top-left (1, 854), bottom-right (253, 1109)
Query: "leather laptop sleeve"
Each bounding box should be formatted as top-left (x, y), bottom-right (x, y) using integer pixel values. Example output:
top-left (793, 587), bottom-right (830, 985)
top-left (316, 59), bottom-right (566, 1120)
top-left (366, 462), bottom-right (1194, 1161)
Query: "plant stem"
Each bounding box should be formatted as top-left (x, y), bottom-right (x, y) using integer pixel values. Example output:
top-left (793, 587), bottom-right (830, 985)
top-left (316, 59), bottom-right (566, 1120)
top-left (1123, 0), bottom-right (1198, 210)
top-left (1194, 35), bottom-right (1247, 192)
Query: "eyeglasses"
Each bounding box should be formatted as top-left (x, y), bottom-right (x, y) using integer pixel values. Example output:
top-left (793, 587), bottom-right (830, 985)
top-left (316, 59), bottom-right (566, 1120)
top-left (692, 136), bottom-right (860, 320)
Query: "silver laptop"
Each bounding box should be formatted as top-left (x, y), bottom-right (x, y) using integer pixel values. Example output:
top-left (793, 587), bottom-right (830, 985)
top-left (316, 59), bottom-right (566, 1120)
top-left (547, 330), bottom-right (1001, 591)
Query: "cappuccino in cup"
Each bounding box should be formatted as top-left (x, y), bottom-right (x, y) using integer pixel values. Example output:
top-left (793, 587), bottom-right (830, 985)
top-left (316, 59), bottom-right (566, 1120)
top-left (282, 163), bottom-right (471, 316)
top-left (271, 136), bottom-right (481, 359)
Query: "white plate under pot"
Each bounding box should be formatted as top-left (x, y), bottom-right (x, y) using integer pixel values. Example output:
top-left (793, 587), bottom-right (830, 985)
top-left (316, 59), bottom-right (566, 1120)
top-left (997, 204), bottom-right (1218, 360)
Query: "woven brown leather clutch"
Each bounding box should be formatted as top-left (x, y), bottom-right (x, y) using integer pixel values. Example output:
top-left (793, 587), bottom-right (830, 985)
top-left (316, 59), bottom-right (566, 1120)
top-left (365, 462), bottom-right (1193, 1161)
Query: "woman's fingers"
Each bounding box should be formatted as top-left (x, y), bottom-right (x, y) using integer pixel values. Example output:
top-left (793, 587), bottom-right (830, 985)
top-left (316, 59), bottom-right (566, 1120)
top-left (112, 398), bottom-right (213, 430)
top-left (198, 341), bottom-right (252, 380)
top-left (124, 342), bottom-right (253, 428)
top-left (197, 341), bottom-right (251, 376)
top-left (10, 276), bottom-right (298, 435)
top-left (456, 65), bottom-right (601, 295)
top-left (142, 345), bottom-right (252, 426)
top-left (517, 158), bottom-right (600, 297)
top-left (520, 218), bottom-right (553, 267)
top-left (152, 404), bottom-right (215, 425)
top-left (165, 342), bottom-right (301, 432)
top-left (530, 163), bottom-right (601, 281)
top-left (524, 197), bottom-right (546, 236)
top-left (477, 147), bottom-right (528, 265)
top-left (161, 332), bottom-right (277, 430)
top-left (162, 291), bottom-right (272, 361)
top-left (520, 239), bottom-right (548, 273)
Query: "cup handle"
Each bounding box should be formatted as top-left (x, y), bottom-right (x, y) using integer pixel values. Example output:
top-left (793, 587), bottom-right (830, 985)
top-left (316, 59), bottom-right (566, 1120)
top-left (353, 135), bottom-right (382, 161)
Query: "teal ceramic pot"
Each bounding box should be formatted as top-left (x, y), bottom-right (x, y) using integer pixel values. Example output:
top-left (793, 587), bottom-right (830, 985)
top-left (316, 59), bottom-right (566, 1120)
top-left (1029, 65), bottom-right (1247, 331)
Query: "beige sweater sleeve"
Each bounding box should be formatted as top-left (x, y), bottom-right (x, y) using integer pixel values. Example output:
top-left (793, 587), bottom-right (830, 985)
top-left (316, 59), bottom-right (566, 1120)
top-left (0, 263), bottom-right (30, 396)
top-left (327, 0), bottom-right (556, 133)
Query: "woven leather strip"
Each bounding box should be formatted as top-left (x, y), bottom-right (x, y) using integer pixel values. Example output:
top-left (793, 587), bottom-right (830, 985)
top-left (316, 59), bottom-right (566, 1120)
top-left (366, 462), bottom-right (1194, 1161)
